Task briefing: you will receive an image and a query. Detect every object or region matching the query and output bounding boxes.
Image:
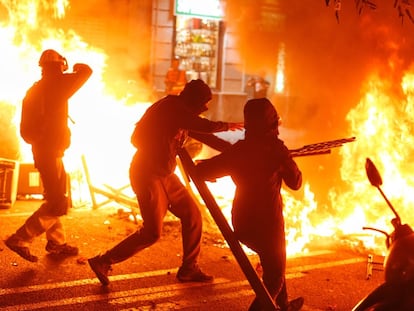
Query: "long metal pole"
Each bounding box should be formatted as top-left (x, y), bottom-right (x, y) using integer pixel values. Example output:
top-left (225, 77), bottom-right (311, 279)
top-left (178, 148), bottom-right (277, 311)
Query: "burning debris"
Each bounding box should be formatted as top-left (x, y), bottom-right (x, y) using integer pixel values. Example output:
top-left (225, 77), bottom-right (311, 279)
top-left (289, 137), bottom-right (356, 157)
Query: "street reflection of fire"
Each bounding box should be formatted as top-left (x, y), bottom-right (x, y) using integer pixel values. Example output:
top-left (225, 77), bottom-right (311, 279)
top-left (2, 1), bottom-right (414, 258)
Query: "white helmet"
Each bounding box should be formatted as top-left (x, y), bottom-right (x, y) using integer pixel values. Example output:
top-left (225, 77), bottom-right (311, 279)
top-left (38, 49), bottom-right (68, 71)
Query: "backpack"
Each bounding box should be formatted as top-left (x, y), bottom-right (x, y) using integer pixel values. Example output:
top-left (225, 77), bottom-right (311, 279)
top-left (131, 119), bottom-right (145, 149)
top-left (20, 81), bottom-right (46, 144)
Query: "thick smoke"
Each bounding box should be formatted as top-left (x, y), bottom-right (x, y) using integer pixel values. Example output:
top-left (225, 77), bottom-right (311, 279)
top-left (224, 0), bottom-right (414, 205)
top-left (63, 0), bottom-right (153, 102)
top-left (225, 0), bottom-right (414, 133)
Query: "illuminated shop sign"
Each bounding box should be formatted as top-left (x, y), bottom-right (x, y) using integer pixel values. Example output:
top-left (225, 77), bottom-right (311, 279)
top-left (174, 0), bottom-right (224, 20)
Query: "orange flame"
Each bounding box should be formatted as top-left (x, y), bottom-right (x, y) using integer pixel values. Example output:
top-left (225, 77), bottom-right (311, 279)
top-left (2, 0), bottom-right (414, 258)
top-left (0, 0), bottom-right (151, 205)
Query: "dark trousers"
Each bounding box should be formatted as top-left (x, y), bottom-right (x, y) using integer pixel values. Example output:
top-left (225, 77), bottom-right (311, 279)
top-left (102, 170), bottom-right (202, 267)
top-left (15, 152), bottom-right (68, 245)
top-left (235, 215), bottom-right (288, 310)
top-left (34, 152), bottom-right (68, 211)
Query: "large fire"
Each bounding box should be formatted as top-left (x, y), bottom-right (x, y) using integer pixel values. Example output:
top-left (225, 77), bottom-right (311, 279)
top-left (0, 0), bottom-right (150, 203)
top-left (2, 1), bottom-right (414, 259)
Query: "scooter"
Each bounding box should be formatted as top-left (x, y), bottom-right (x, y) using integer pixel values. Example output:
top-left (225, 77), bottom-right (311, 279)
top-left (352, 158), bottom-right (414, 311)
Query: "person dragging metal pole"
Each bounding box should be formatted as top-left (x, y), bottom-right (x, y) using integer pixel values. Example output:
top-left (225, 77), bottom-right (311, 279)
top-left (178, 148), bottom-right (278, 310)
top-left (193, 98), bottom-right (305, 311)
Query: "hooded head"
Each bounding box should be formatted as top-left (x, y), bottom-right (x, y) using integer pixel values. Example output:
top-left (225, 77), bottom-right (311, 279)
top-left (244, 98), bottom-right (280, 137)
top-left (179, 79), bottom-right (212, 114)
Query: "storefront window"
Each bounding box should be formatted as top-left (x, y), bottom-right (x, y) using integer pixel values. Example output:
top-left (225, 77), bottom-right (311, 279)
top-left (174, 16), bottom-right (220, 89)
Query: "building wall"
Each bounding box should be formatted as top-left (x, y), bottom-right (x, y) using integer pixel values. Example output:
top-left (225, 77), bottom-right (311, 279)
top-left (221, 24), bottom-right (245, 94)
top-left (151, 0), bottom-right (175, 94)
top-left (65, 0), bottom-right (153, 100)
top-left (64, 0), bottom-right (286, 121)
top-left (150, 0), bottom-right (247, 121)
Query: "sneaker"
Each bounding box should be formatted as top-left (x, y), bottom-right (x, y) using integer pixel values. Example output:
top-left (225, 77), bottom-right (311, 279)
top-left (176, 264), bottom-right (214, 283)
top-left (287, 297), bottom-right (304, 311)
top-left (45, 241), bottom-right (79, 256)
top-left (88, 255), bottom-right (112, 286)
top-left (5, 235), bottom-right (38, 262)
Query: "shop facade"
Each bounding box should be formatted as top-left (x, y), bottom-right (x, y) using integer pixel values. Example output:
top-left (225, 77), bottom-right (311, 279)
top-left (60, 0), bottom-right (287, 122)
top-left (150, 0), bottom-right (248, 121)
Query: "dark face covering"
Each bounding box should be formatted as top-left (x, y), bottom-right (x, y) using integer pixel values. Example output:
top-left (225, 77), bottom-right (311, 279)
top-left (180, 79), bottom-right (212, 115)
top-left (244, 98), bottom-right (280, 138)
top-left (195, 101), bottom-right (209, 115)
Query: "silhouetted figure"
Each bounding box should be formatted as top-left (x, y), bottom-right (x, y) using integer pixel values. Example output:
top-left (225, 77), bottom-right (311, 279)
top-left (88, 79), bottom-right (243, 286)
top-left (5, 49), bottom-right (92, 262)
top-left (165, 57), bottom-right (187, 95)
top-left (246, 75), bottom-right (270, 99)
top-left (195, 98), bottom-right (304, 311)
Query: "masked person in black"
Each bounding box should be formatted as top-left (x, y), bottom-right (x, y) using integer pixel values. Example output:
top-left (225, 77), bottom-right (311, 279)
top-left (5, 49), bottom-right (92, 262)
top-left (195, 98), bottom-right (304, 311)
top-left (88, 79), bottom-right (243, 286)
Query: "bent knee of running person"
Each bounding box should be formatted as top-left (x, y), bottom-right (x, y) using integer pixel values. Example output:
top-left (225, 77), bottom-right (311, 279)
top-left (138, 226), bottom-right (163, 245)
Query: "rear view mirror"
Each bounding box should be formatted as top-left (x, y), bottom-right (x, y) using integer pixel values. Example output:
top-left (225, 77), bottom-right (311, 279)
top-left (365, 158), bottom-right (383, 187)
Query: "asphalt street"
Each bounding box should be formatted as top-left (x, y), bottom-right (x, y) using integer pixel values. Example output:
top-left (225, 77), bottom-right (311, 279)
top-left (0, 200), bottom-right (384, 311)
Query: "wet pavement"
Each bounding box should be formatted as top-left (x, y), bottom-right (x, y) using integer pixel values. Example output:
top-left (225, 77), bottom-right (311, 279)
top-left (0, 200), bottom-right (384, 310)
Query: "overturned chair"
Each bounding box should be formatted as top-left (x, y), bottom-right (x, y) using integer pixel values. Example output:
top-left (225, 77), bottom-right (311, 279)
top-left (81, 154), bottom-right (140, 223)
